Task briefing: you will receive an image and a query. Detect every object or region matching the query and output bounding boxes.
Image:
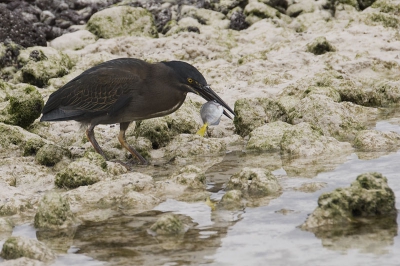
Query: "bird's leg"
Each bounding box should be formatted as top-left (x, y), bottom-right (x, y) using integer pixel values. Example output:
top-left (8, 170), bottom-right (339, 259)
top-left (86, 124), bottom-right (108, 160)
top-left (118, 122), bottom-right (148, 165)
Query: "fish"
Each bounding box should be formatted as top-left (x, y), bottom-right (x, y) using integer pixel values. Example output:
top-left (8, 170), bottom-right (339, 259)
top-left (196, 100), bottom-right (224, 137)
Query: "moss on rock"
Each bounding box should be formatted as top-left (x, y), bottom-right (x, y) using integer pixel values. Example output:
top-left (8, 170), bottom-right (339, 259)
top-left (55, 152), bottom-right (108, 189)
top-left (301, 172), bottom-right (396, 229)
top-left (306, 36), bottom-right (336, 55)
top-left (170, 165), bottom-right (206, 189)
top-left (0, 83), bottom-right (43, 128)
top-left (218, 190), bottom-right (244, 210)
top-left (234, 97), bottom-right (285, 137)
top-left (35, 143), bottom-right (70, 166)
top-left (247, 121), bottom-right (292, 151)
top-left (87, 6), bottom-right (158, 39)
top-left (226, 167), bottom-right (281, 197)
top-left (149, 214), bottom-right (187, 235)
top-left (18, 47), bottom-right (73, 87)
top-left (34, 192), bottom-right (76, 229)
top-left (0, 236), bottom-right (56, 262)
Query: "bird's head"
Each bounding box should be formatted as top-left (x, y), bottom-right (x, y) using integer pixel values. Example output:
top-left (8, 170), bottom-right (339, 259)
top-left (162, 60), bottom-right (235, 118)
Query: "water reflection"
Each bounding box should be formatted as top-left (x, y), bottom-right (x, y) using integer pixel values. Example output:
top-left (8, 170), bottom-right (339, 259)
top-left (304, 216), bottom-right (398, 255)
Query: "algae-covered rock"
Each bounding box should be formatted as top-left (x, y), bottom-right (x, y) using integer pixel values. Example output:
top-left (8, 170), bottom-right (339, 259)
top-left (246, 121), bottom-right (292, 151)
top-left (163, 134), bottom-right (226, 160)
top-left (218, 190), bottom-right (244, 210)
top-left (287, 95), bottom-right (376, 140)
top-left (23, 137), bottom-right (46, 156)
top-left (18, 47), bottom-right (73, 87)
top-left (0, 217), bottom-right (13, 232)
top-left (0, 122), bottom-right (45, 157)
top-left (280, 122), bottom-right (352, 158)
top-left (303, 86), bottom-right (341, 102)
top-left (55, 152), bottom-right (107, 189)
top-left (244, 2), bottom-right (280, 25)
top-left (169, 165), bottom-right (206, 190)
top-left (354, 130), bottom-right (400, 151)
top-left (35, 143), bottom-right (70, 166)
top-left (234, 97), bottom-right (285, 137)
top-left (87, 6), bottom-right (158, 39)
top-left (0, 236), bottom-right (56, 262)
top-left (226, 167), bottom-right (281, 197)
top-left (34, 192), bottom-right (76, 229)
top-left (181, 6), bottom-right (229, 28)
top-left (49, 30), bottom-right (97, 51)
top-left (301, 172), bottom-right (396, 229)
top-left (0, 197), bottom-right (34, 216)
top-left (0, 83), bottom-right (43, 128)
top-left (135, 100), bottom-right (202, 148)
top-left (337, 80), bottom-right (400, 107)
top-left (306, 36), bottom-right (336, 55)
top-left (149, 214), bottom-right (188, 235)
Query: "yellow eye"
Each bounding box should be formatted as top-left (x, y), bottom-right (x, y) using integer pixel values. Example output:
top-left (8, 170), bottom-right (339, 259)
top-left (187, 78), bottom-right (193, 84)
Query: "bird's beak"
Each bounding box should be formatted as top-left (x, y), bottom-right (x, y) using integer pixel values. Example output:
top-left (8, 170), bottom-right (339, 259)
top-left (197, 85), bottom-right (235, 119)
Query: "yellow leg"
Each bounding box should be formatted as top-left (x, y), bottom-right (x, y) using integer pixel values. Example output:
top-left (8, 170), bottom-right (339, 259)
top-left (196, 123), bottom-right (208, 137)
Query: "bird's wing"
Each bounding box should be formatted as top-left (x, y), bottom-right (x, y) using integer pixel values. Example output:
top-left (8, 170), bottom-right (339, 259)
top-left (42, 59), bottom-right (145, 120)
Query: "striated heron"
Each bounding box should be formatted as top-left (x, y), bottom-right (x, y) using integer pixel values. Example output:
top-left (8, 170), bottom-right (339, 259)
top-left (41, 58), bottom-right (234, 164)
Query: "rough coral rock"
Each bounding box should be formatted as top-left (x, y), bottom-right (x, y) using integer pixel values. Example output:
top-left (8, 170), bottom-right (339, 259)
top-left (34, 191), bottom-right (76, 229)
top-left (226, 167), bottom-right (281, 197)
top-left (18, 46), bottom-right (73, 87)
top-left (0, 236), bottom-right (56, 262)
top-left (353, 130), bottom-right (400, 151)
top-left (149, 214), bottom-right (188, 235)
top-left (0, 83), bottom-right (43, 128)
top-left (280, 122), bottom-right (352, 158)
top-left (301, 172), bottom-right (396, 229)
top-left (246, 121), bottom-right (292, 151)
top-left (87, 6), bottom-right (158, 39)
top-left (55, 152), bottom-right (107, 189)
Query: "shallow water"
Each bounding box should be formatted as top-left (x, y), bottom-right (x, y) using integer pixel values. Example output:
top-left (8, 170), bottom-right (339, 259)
top-left (2, 114), bottom-right (400, 265)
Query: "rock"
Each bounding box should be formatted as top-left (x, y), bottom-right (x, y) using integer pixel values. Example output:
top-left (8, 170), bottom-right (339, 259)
top-left (35, 143), bottom-right (70, 166)
top-left (294, 182), bottom-right (327, 193)
top-left (303, 86), bottom-right (341, 102)
top-left (280, 122), bottom-right (352, 158)
top-left (87, 6), bottom-right (158, 39)
top-left (226, 167), bottom-right (281, 197)
top-left (0, 7), bottom-right (46, 47)
top-left (306, 36), bottom-right (336, 55)
top-left (0, 196), bottom-right (35, 216)
top-left (162, 134), bottom-right (226, 161)
top-left (244, 2), bottom-right (280, 25)
top-left (135, 99), bottom-right (203, 148)
top-left (218, 190), bottom-right (244, 210)
top-left (229, 10), bottom-right (250, 30)
top-left (286, 0), bottom-right (318, 17)
top-left (233, 97), bottom-right (285, 137)
top-left (301, 172), bottom-right (397, 229)
top-left (208, 0), bottom-right (244, 14)
top-left (55, 152), bottom-right (108, 189)
top-left (0, 83), bottom-right (43, 128)
top-left (17, 46), bottom-right (73, 87)
top-left (246, 121), bottom-right (292, 151)
top-left (0, 236), bottom-right (56, 262)
top-left (0, 217), bottom-right (13, 232)
top-left (149, 214), bottom-right (188, 235)
top-left (169, 165), bottom-right (206, 189)
top-left (181, 6), bottom-right (230, 29)
top-left (49, 30), bottom-right (97, 51)
top-left (0, 122), bottom-right (45, 157)
top-left (23, 137), bottom-right (46, 156)
top-left (164, 17), bottom-right (202, 36)
top-left (337, 80), bottom-right (400, 107)
top-left (354, 130), bottom-right (400, 151)
top-left (287, 95), bottom-right (377, 140)
top-left (34, 191), bottom-right (76, 229)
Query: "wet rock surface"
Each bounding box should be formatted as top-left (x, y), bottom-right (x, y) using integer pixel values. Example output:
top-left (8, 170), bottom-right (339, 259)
top-left (0, 236), bottom-right (56, 262)
top-left (301, 172), bottom-right (397, 230)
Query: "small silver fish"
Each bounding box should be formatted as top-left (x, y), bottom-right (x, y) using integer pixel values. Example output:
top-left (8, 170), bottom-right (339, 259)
top-left (197, 101), bottom-right (224, 137)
